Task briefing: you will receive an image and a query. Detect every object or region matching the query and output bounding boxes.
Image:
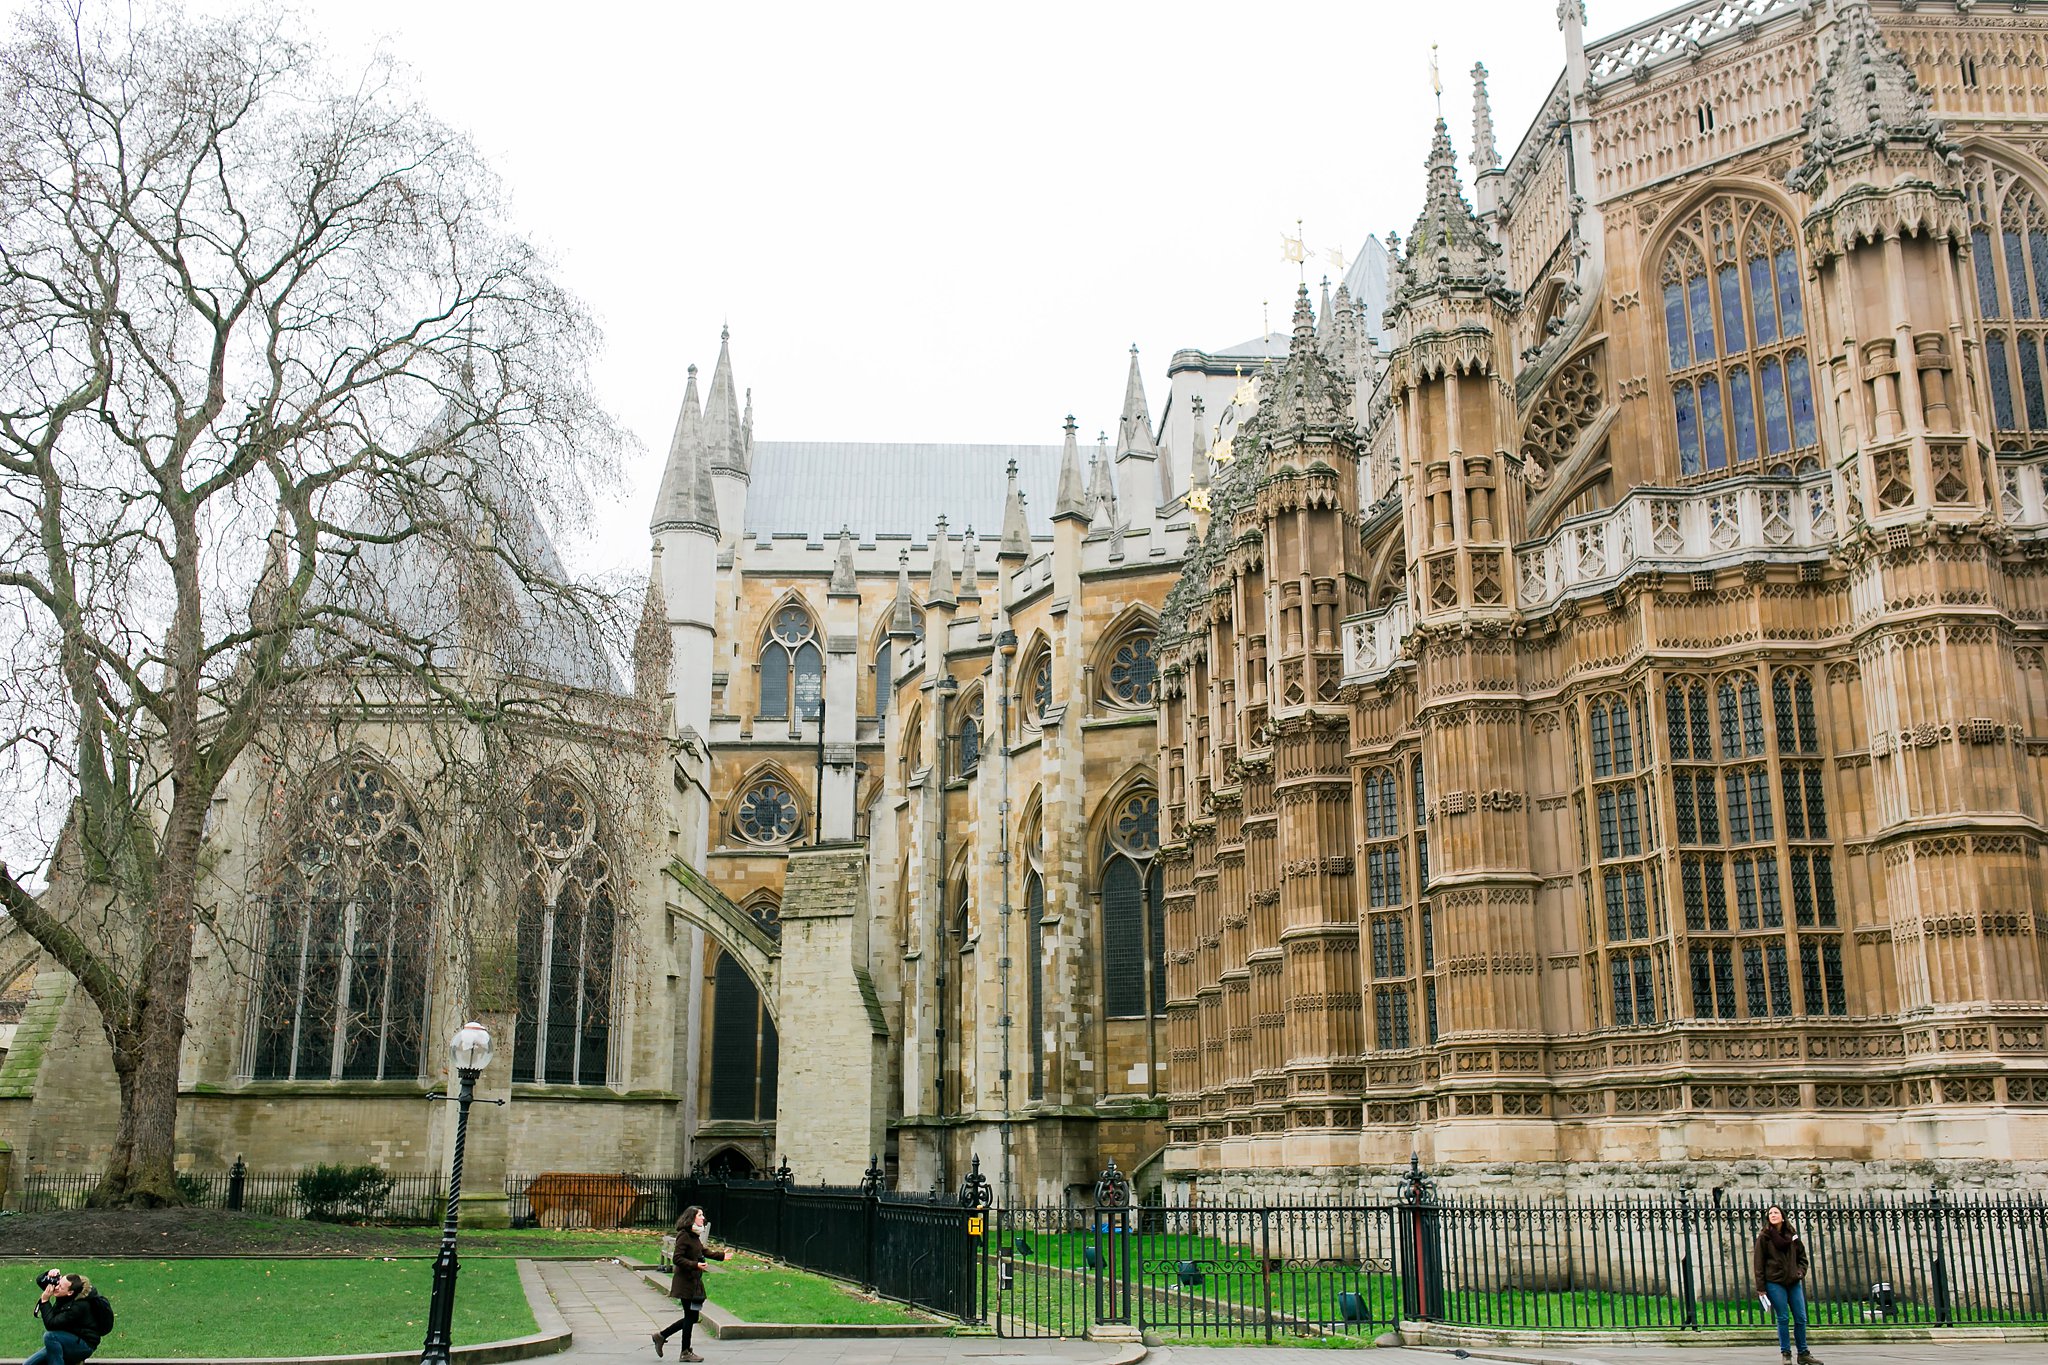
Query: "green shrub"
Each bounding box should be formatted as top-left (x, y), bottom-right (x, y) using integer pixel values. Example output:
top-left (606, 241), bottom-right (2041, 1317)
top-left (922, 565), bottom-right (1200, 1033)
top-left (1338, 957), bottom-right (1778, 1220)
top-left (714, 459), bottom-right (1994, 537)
top-left (295, 1163), bottom-right (394, 1223)
top-left (172, 1171), bottom-right (211, 1206)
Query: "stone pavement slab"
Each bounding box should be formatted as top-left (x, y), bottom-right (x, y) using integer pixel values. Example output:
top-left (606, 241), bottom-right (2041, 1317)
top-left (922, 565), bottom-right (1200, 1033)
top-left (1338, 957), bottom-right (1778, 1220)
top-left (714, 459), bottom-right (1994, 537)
top-left (529, 1260), bottom-right (1134, 1364)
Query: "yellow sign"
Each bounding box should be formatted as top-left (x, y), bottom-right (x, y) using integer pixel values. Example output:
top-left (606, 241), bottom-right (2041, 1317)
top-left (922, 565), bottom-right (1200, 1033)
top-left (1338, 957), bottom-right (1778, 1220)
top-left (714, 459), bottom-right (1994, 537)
top-left (1211, 438), bottom-right (1236, 466)
top-left (967, 1216), bottom-right (984, 1238)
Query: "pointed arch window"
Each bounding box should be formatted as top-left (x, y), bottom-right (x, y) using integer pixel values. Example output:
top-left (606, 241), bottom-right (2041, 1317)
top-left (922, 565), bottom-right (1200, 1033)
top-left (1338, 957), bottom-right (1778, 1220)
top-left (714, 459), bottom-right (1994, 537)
top-left (708, 946), bottom-right (777, 1120)
top-left (252, 762), bottom-right (432, 1081)
top-left (1022, 646), bottom-right (1054, 728)
top-left (759, 604), bottom-right (822, 722)
top-left (954, 688), bottom-right (984, 777)
top-left (1661, 197), bottom-right (1818, 478)
top-left (1967, 159), bottom-right (2048, 448)
top-left (1023, 808), bottom-right (1047, 1101)
top-left (512, 776), bottom-right (616, 1086)
top-left (1102, 789), bottom-right (1164, 1018)
top-left (872, 614), bottom-right (923, 721)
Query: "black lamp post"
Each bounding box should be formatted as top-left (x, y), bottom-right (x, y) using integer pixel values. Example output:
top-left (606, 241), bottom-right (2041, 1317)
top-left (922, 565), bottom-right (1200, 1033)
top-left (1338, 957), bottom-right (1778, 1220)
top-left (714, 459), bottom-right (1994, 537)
top-left (421, 1020), bottom-right (494, 1365)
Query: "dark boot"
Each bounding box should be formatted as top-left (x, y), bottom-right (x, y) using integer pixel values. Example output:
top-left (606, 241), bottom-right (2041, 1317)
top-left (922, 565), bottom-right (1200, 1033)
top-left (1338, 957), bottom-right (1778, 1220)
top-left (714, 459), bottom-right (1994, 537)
top-left (650, 1334), bottom-right (664, 1358)
top-left (1798, 1354), bottom-right (1823, 1365)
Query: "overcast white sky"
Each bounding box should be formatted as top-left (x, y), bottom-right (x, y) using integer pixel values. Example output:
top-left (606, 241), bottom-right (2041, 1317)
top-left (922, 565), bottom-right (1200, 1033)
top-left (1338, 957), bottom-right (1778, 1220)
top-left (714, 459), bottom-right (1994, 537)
top-left (229, 0), bottom-right (1681, 572)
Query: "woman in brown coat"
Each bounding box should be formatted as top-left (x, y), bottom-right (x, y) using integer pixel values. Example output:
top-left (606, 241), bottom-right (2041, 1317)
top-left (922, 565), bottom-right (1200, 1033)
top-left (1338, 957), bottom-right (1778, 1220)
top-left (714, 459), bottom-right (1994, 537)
top-left (1752, 1204), bottom-right (1822, 1365)
top-left (652, 1206), bottom-right (726, 1362)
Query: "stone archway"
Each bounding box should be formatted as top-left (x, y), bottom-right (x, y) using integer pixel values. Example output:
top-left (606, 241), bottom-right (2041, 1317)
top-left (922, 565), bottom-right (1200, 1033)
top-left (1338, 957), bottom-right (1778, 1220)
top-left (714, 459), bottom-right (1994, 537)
top-left (663, 858), bottom-right (780, 1025)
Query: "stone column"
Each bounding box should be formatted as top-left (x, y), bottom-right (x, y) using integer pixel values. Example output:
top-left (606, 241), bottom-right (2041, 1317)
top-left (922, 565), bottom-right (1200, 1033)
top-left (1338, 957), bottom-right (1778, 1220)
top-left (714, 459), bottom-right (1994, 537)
top-left (775, 844), bottom-right (887, 1183)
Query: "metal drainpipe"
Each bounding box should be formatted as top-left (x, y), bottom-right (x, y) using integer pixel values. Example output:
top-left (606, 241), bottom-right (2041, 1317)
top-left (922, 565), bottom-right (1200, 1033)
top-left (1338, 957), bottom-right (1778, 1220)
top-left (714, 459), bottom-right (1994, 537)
top-left (995, 632), bottom-right (1017, 1207)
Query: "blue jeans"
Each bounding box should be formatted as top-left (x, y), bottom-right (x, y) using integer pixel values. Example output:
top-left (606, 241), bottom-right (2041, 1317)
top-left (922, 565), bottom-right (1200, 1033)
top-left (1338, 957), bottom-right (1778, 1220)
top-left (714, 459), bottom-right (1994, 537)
top-left (1764, 1281), bottom-right (1808, 1355)
top-left (25, 1330), bottom-right (93, 1365)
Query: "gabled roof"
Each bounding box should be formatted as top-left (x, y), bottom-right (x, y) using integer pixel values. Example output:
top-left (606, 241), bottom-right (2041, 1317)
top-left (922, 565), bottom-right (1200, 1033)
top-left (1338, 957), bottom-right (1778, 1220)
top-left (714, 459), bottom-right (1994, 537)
top-left (742, 442), bottom-right (1061, 542)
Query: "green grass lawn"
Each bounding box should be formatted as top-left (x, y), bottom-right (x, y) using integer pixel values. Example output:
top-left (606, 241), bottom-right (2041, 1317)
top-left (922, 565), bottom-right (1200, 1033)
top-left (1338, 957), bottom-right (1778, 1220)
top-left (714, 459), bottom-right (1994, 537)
top-left (0, 1259), bottom-right (536, 1358)
top-left (703, 1252), bottom-right (936, 1325)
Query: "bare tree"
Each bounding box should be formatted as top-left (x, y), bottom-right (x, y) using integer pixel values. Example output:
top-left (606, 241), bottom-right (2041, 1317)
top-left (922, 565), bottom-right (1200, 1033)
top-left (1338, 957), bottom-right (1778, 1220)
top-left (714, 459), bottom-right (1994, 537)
top-left (0, 0), bottom-right (628, 1204)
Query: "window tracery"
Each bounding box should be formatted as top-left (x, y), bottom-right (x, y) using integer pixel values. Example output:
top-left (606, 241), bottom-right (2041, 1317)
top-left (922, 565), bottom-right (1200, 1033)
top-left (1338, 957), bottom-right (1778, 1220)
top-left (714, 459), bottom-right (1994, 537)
top-left (1659, 196), bottom-right (1818, 478)
top-left (512, 775), bottom-right (615, 1086)
top-left (732, 775), bottom-right (802, 846)
top-left (1966, 158), bottom-right (2048, 449)
top-left (1670, 667), bottom-right (1842, 1022)
top-left (954, 687), bottom-right (984, 777)
top-left (1102, 627), bottom-right (1159, 709)
top-left (252, 761), bottom-right (431, 1082)
top-left (1022, 804), bottom-right (1047, 1101)
top-left (1022, 647), bottom-right (1053, 728)
top-left (759, 603), bottom-right (823, 721)
top-left (1102, 787), bottom-right (1164, 1018)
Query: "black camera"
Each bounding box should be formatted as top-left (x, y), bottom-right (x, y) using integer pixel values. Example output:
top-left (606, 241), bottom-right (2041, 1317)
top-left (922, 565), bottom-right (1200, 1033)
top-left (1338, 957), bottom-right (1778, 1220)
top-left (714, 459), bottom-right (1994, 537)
top-left (35, 1271), bottom-right (61, 1291)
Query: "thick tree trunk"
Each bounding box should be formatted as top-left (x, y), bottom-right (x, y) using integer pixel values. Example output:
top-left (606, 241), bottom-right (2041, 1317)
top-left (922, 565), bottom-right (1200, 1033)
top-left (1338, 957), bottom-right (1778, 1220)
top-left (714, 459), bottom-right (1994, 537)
top-left (91, 815), bottom-right (202, 1208)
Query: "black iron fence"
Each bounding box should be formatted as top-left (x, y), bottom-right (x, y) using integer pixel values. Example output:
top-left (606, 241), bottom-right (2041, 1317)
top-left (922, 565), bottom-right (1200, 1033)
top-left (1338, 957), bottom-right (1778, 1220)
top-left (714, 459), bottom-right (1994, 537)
top-left (676, 1160), bottom-right (986, 1323)
top-left (16, 1162), bottom-right (445, 1223)
top-left (680, 1157), bottom-right (2048, 1341)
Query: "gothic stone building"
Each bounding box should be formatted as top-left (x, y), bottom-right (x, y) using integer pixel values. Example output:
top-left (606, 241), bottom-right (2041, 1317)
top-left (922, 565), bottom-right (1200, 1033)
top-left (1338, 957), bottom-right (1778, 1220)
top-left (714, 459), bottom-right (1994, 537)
top-left (1157, 0), bottom-right (2048, 1197)
top-left (4, 0), bottom-right (2047, 1205)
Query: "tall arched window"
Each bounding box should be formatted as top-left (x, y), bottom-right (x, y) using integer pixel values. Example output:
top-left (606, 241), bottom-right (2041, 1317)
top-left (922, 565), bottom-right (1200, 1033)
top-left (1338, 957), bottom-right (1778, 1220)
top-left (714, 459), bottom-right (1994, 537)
top-left (1021, 646), bottom-right (1053, 729)
top-left (1967, 159), bottom-right (2048, 448)
top-left (708, 945), bottom-right (778, 1121)
top-left (759, 603), bottom-right (822, 721)
top-left (954, 687), bottom-right (984, 777)
top-left (512, 776), bottom-right (616, 1086)
top-left (253, 762), bottom-right (431, 1081)
top-left (1661, 197), bottom-right (1818, 478)
top-left (1101, 788), bottom-right (1164, 1018)
top-left (1023, 809), bottom-right (1047, 1101)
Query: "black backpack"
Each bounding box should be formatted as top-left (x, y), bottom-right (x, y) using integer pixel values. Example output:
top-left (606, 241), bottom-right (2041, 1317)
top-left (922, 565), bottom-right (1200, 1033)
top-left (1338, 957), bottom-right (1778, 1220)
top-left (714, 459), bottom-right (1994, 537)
top-left (86, 1294), bottom-right (113, 1339)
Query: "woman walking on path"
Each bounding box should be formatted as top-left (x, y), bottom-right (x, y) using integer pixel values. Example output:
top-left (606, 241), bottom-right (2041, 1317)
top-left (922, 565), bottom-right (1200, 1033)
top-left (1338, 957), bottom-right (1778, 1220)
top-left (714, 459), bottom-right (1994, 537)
top-left (653, 1206), bottom-right (726, 1362)
top-left (1753, 1204), bottom-right (1823, 1365)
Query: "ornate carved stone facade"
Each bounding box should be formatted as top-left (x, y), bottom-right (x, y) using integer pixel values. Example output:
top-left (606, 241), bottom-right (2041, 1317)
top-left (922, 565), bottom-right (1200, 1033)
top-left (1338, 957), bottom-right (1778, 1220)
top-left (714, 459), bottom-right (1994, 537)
top-left (1159, 0), bottom-right (2048, 1193)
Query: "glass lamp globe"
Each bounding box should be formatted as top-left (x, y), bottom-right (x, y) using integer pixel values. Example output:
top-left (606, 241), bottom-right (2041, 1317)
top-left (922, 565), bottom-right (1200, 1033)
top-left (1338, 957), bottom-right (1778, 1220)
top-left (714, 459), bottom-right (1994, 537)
top-left (450, 1020), bottom-right (493, 1074)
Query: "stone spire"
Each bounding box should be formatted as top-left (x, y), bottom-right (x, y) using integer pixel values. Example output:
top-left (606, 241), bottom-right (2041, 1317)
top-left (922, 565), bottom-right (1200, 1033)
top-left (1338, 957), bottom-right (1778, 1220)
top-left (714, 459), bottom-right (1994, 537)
top-left (958, 526), bottom-right (979, 600)
top-left (1394, 121), bottom-right (1511, 310)
top-left (1791, 0), bottom-right (1958, 199)
top-left (890, 549), bottom-right (917, 635)
top-left (1115, 346), bottom-right (1155, 456)
top-left (1266, 283), bottom-right (1348, 436)
top-left (1053, 415), bottom-right (1090, 523)
top-left (999, 459), bottom-right (1031, 559)
top-left (742, 386), bottom-right (755, 470)
top-left (701, 326), bottom-right (748, 479)
top-left (1470, 63), bottom-right (1500, 174)
top-left (927, 515), bottom-right (956, 606)
top-left (830, 524), bottom-right (858, 595)
top-left (1089, 432), bottom-right (1119, 531)
top-left (1188, 395), bottom-right (1210, 493)
top-left (650, 364), bottom-right (719, 536)
top-left (1318, 277), bottom-right (1334, 343)
top-left (633, 543), bottom-right (672, 709)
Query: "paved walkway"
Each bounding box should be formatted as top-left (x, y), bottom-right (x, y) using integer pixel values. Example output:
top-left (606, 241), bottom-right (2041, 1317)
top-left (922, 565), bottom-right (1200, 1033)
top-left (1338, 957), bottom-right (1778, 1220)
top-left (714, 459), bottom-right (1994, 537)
top-left (529, 1262), bottom-right (2043, 1365)
top-left (530, 1260), bottom-right (1133, 1364)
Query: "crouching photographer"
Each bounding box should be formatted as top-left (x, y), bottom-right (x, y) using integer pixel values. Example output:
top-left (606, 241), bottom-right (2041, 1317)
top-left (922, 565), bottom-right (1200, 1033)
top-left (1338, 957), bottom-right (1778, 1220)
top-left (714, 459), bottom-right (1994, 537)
top-left (26, 1272), bottom-right (113, 1365)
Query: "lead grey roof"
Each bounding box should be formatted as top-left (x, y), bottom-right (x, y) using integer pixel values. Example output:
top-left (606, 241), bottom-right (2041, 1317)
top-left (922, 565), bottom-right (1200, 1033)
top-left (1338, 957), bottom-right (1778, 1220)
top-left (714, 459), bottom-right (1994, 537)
top-left (744, 443), bottom-right (1062, 542)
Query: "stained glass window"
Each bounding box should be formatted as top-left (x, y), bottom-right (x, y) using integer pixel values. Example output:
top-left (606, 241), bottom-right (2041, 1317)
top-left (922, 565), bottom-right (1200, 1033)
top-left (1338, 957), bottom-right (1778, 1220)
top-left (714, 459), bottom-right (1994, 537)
top-left (734, 777), bottom-right (801, 845)
top-left (1968, 159), bottom-right (2048, 449)
top-left (253, 762), bottom-right (432, 1082)
top-left (1103, 788), bottom-right (1165, 1018)
top-left (1027, 651), bottom-right (1053, 725)
top-left (1104, 630), bottom-right (1159, 707)
top-left (512, 776), bottom-right (615, 1086)
top-left (1661, 197), bottom-right (1817, 478)
top-left (759, 604), bottom-right (822, 721)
